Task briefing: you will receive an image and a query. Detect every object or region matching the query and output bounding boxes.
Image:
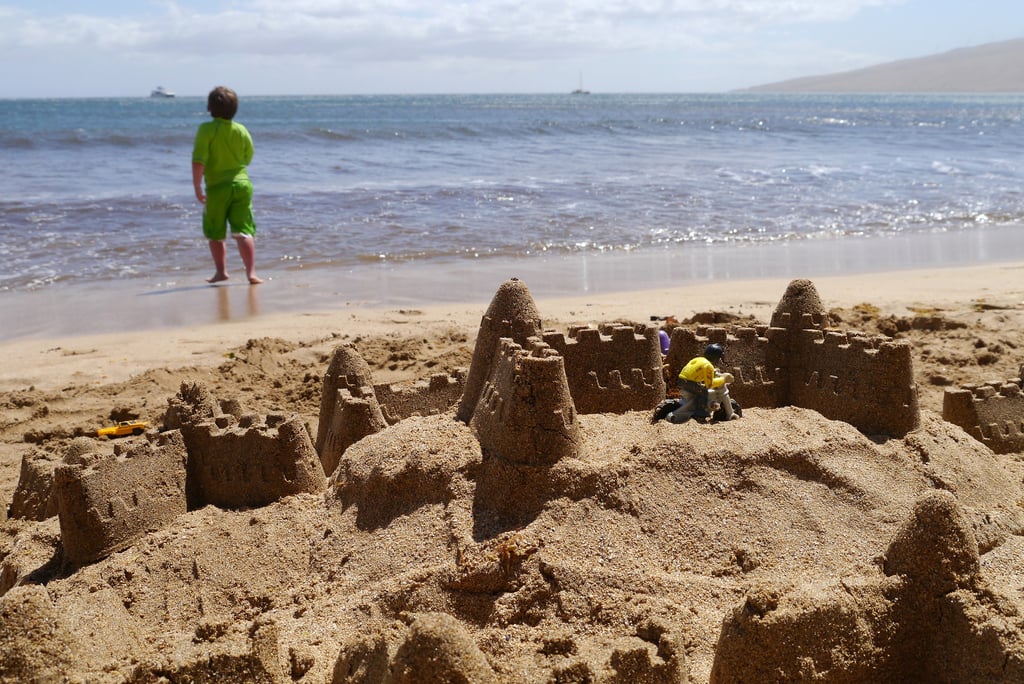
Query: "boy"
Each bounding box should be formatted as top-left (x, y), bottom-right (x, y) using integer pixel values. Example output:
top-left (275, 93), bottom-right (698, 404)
top-left (192, 86), bottom-right (262, 284)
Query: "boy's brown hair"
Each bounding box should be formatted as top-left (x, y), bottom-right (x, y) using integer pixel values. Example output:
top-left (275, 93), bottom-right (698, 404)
top-left (207, 86), bottom-right (239, 120)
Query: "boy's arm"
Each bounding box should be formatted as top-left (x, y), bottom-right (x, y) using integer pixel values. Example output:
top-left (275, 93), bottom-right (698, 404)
top-left (192, 162), bottom-right (206, 203)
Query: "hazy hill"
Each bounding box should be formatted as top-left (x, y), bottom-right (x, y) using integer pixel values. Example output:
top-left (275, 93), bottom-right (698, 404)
top-left (744, 37), bottom-right (1024, 93)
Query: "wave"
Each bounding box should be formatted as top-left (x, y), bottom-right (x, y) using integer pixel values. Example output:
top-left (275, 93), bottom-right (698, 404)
top-left (0, 129), bottom-right (193, 151)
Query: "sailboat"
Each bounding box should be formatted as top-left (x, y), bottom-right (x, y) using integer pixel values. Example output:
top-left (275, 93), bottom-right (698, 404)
top-left (571, 72), bottom-right (590, 95)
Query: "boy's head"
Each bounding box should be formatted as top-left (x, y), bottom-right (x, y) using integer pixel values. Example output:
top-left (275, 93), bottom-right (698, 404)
top-left (207, 86), bottom-right (239, 120)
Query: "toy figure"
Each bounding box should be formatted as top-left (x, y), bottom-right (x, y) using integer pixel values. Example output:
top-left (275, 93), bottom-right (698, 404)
top-left (658, 329), bottom-right (671, 356)
top-left (659, 343), bottom-right (739, 423)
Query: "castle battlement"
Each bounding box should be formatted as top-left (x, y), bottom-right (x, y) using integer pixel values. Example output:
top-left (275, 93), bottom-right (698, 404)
top-left (185, 414), bottom-right (326, 510)
top-left (771, 311), bottom-right (828, 331)
top-left (943, 377), bottom-right (1024, 454)
top-left (478, 314), bottom-right (541, 343)
top-left (540, 324), bottom-right (665, 414)
top-left (373, 369), bottom-right (466, 426)
top-left (54, 431), bottom-right (188, 568)
top-left (315, 344), bottom-right (467, 474)
top-left (659, 280), bottom-right (919, 436)
top-left (784, 325), bottom-right (918, 436)
top-left (667, 326), bottom-right (775, 389)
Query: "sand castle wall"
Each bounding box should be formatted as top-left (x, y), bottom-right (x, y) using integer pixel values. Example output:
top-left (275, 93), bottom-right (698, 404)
top-left (185, 413), bottom-right (327, 510)
top-left (25, 381), bottom-right (330, 571)
top-left (54, 431), bottom-right (187, 568)
top-left (788, 328), bottom-right (919, 437)
top-left (8, 450), bottom-right (61, 522)
top-left (665, 311), bottom-right (919, 437)
top-left (373, 370), bottom-right (466, 425)
top-left (943, 377), bottom-right (1024, 454)
top-left (315, 343), bottom-right (466, 475)
top-left (541, 324), bottom-right (666, 414)
top-left (455, 277), bottom-right (919, 439)
top-left (667, 325), bottom-right (781, 409)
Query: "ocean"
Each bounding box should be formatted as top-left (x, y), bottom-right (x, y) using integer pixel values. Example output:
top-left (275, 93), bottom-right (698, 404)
top-left (3, 92), bottom-right (1024, 338)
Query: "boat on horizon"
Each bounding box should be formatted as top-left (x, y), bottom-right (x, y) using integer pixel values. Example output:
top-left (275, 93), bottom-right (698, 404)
top-left (150, 86), bottom-right (175, 98)
top-left (571, 72), bottom-right (590, 95)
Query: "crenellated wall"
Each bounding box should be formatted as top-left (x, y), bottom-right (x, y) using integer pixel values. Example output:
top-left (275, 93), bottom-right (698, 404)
top-left (661, 278), bottom-right (920, 437)
top-left (666, 325), bottom-right (781, 410)
top-left (943, 378), bottom-right (1024, 454)
top-left (373, 370), bottom-right (467, 425)
top-left (184, 413), bottom-right (327, 510)
top-left (54, 431), bottom-right (188, 568)
top-left (314, 344), bottom-right (468, 473)
top-left (541, 324), bottom-right (665, 414)
top-left (788, 329), bottom-right (919, 437)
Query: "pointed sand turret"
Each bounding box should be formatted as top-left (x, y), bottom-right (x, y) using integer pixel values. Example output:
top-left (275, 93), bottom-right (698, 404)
top-left (770, 278), bottom-right (828, 331)
top-left (456, 278), bottom-right (542, 423)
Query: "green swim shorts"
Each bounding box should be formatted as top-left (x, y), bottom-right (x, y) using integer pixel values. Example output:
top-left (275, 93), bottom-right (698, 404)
top-left (202, 178), bottom-right (256, 241)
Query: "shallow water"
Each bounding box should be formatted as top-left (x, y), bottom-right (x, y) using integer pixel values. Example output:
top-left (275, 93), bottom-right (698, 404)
top-left (3, 93), bottom-right (1024, 296)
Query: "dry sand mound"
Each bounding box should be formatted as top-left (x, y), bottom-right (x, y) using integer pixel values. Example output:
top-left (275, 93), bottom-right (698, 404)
top-left (2, 406), bottom-right (1024, 682)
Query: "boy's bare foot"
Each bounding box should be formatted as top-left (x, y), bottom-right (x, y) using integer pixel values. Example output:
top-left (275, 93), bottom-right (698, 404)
top-left (207, 273), bottom-right (229, 283)
top-left (248, 275), bottom-right (263, 285)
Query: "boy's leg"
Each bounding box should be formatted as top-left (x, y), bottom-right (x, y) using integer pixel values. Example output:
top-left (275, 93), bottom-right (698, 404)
top-left (233, 234), bottom-right (262, 284)
top-left (203, 184), bottom-right (230, 283)
top-left (207, 240), bottom-right (228, 283)
top-left (226, 180), bottom-right (260, 284)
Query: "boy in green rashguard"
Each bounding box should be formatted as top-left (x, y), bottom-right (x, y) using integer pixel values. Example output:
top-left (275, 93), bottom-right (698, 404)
top-left (192, 86), bottom-right (262, 284)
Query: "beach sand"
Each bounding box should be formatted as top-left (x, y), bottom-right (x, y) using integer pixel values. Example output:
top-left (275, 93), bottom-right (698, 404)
top-left (3, 260), bottom-right (1024, 681)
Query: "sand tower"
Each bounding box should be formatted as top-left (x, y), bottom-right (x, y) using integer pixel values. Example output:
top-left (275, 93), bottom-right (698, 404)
top-left (470, 338), bottom-right (581, 467)
top-left (55, 432), bottom-right (188, 568)
top-left (456, 278), bottom-right (542, 424)
top-left (883, 489), bottom-right (980, 595)
top-left (316, 344), bottom-right (387, 475)
top-left (770, 278), bottom-right (828, 331)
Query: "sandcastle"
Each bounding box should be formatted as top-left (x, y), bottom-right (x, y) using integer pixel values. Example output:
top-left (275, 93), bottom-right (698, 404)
top-left (5, 277), bottom-right (923, 574)
top-left (55, 431), bottom-right (187, 568)
top-left (319, 277), bottom-right (920, 479)
top-left (942, 364), bottom-right (1024, 454)
top-left (5, 382), bottom-right (327, 575)
top-left (10, 276), bottom-right (1024, 684)
top-left (665, 278), bottom-right (920, 437)
top-left (465, 277), bottom-right (919, 442)
top-left (458, 278), bottom-right (667, 422)
top-left (315, 343), bottom-right (466, 476)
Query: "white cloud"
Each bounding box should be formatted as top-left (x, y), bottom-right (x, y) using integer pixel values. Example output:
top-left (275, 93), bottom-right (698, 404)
top-left (0, 0), bottom-right (905, 61)
top-left (22, 0), bottom-right (1012, 96)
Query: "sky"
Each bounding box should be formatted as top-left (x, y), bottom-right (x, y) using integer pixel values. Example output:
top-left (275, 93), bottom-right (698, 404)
top-left (1, 0), bottom-right (1023, 98)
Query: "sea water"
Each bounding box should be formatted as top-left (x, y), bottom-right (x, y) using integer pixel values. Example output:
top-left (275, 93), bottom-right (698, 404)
top-left (2, 93), bottom-right (1024, 335)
